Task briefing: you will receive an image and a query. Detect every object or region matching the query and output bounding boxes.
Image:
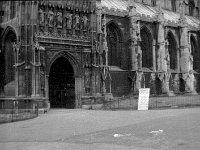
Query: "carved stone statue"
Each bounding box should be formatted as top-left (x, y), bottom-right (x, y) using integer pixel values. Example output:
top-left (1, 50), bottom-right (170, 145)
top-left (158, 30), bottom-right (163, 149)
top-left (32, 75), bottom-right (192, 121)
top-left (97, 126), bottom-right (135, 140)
top-left (65, 13), bottom-right (72, 29)
top-left (81, 15), bottom-right (88, 31)
top-left (57, 11), bottom-right (63, 28)
top-left (48, 8), bottom-right (54, 27)
top-left (74, 14), bottom-right (80, 30)
top-left (39, 8), bottom-right (45, 25)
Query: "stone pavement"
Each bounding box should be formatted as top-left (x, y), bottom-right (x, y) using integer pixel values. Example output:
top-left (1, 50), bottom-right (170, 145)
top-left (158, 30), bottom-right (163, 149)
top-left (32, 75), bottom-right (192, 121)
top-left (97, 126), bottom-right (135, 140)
top-left (0, 108), bottom-right (200, 150)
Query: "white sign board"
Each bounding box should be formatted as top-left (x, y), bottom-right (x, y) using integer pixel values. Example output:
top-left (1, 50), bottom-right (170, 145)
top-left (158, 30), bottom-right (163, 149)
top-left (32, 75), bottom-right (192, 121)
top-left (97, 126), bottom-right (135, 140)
top-left (138, 88), bottom-right (150, 110)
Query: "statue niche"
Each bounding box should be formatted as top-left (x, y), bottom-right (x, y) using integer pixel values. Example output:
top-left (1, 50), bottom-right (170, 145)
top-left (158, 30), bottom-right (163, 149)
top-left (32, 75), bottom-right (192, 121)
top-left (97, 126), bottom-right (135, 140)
top-left (57, 11), bottom-right (63, 28)
top-left (81, 15), bottom-right (88, 31)
top-left (65, 12), bottom-right (72, 30)
top-left (48, 8), bottom-right (54, 27)
top-left (74, 14), bottom-right (80, 30)
top-left (39, 7), bottom-right (45, 26)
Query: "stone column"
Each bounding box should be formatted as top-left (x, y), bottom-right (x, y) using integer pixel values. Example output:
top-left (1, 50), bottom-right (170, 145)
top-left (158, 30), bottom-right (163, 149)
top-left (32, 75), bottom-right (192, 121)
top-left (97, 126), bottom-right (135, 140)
top-left (90, 12), bottom-right (97, 96)
top-left (129, 2), bottom-right (142, 94)
top-left (13, 41), bottom-right (20, 97)
top-left (129, 15), bottom-right (139, 71)
top-left (157, 22), bottom-right (166, 72)
top-left (152, 40), bottom-right (156, 72)
top-left (180, 27), bottom-right (197, 94)
top-left (45, 75), bottom-right (49, 99)
top-left (20, 1), bottom-right (33, 96)
top-left (156, 10), bottom-right (173, 95)
top-left (75, 77), bottom-right (83, 108)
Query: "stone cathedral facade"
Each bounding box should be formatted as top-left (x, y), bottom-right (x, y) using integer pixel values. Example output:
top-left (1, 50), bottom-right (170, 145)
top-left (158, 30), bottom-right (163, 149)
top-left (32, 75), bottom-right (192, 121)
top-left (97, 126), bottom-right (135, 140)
top-left (0, 0), bottom-right (200, 109)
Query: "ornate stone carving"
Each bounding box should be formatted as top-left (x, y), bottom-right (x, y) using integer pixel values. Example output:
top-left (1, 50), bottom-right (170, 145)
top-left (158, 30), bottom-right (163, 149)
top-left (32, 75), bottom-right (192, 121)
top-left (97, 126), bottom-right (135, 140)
top-left (74, 14), bottom-right (80, 30)
top-left (96, 8), bottom-right (102, 33)
top-left (46, 51), bottom-right (56, 64)
top-left (81, 15), bottom-right (88, 31)
top-left (65, 12), bottom-right (73, 29)
top-left (57, 11), bottom-right (63, 28)
top-left (48, 8), bottom-right (54, 27)
top-left (39, 8), bottom-right (45, 26)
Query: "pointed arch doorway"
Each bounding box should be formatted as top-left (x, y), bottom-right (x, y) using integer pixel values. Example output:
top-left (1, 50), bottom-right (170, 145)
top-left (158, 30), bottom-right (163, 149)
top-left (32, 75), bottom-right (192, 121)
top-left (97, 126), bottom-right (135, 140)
top-left (49, 57), bottom-right (75, 108)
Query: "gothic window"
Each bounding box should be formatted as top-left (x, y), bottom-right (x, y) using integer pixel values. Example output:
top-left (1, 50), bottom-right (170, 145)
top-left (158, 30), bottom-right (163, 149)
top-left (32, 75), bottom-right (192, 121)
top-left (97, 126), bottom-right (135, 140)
top-left (191, 36), bottom-right (199, 71)
top-left (167, 32), bottom-right (177, 70)
top-left (189, 0), bottom-right (195, 16)
top-left (171, 0), bottom-right (176, 12)
top-left (4, 31), bottom-right (16, 85)
top-left (140, 27), bottom-right (153, 69)
top-left (107, 23), bottom-right (121, 66)
top-left (10, 1), bottom-right (16, 19)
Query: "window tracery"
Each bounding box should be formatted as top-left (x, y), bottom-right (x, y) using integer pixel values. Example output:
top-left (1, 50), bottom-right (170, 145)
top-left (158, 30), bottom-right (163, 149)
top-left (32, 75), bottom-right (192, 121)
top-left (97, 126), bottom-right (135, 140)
top-left (107, 23), bottom-right (121, 66)
top-left (140, 27), bottom-right (153, 69)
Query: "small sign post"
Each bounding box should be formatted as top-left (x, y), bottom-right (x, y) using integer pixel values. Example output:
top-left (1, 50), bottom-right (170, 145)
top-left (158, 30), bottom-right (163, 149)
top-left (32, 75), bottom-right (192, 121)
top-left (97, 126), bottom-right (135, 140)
top-left (138, 88), bottom-right (150, 110)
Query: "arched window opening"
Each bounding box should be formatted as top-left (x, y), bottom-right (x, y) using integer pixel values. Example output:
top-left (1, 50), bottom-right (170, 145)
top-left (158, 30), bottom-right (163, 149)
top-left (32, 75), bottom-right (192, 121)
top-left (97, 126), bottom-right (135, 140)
top-left (107, 23), bottom-right (121, 66)
top-left (190, 36), bottom-right (199, 71)
top-left (4, 30), bottom-right (16, 85)
top-left (0, 29), bottom-right (16, 96)
top-left (189, 0), bottom-right (195, 16)
top-left (167, 32), bottom-right (177, 70)
top-left (140, 27), bottom-right (153, 69)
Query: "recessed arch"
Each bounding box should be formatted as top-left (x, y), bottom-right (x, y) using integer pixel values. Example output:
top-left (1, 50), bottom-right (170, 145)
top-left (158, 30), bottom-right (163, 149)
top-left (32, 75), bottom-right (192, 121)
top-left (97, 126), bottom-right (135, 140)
top-left (140, 26), bottom-right (153, 69)
top-left (0, 26), bottom-right (17, 97)
top-left (47, 51), bottom-right (80, 77)
top-left (1, 26), bottom-right (18, 47)
top-left (166, 31), bottom-right (177, 70)
top-left (106, 21), bottom-right (123, 67)
top-left (47, 51), bottom-right (81, 109)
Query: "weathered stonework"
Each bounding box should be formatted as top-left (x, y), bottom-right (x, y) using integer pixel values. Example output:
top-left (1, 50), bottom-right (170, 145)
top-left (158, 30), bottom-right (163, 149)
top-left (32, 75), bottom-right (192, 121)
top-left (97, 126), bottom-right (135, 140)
top-left (0, 0), bottom-right (200, 109)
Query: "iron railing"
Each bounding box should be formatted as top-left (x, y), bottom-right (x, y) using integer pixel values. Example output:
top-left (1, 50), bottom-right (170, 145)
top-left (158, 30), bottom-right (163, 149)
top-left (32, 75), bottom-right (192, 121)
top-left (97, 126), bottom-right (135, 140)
top-left (104, 94), bottom-right (200, 110)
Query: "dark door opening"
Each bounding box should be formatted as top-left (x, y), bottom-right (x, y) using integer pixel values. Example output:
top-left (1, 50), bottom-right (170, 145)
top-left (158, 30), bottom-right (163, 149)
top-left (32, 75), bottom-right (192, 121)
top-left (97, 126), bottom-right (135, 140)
top-left (179, 78), bottom-right (185, 93)
top-left (49, 57), bottom-right (75, 108)
top-left (155, 78), bottom-right (162, 95)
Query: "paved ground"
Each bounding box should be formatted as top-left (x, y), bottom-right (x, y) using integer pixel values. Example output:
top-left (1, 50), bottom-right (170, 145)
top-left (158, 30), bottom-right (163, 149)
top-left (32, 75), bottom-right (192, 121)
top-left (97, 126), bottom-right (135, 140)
top-left (0, 108), bottom-right (200, 150)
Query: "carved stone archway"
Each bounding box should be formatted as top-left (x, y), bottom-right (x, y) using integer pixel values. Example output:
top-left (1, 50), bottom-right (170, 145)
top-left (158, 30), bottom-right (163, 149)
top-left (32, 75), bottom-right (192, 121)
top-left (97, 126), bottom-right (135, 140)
top-left (47, 51), bottom-right (82, 108)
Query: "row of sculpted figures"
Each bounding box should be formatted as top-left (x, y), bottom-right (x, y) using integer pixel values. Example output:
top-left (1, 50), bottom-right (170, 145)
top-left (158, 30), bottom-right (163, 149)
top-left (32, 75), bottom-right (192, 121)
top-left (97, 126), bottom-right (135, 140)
top-left (39, 7), bottom-right (89, 31)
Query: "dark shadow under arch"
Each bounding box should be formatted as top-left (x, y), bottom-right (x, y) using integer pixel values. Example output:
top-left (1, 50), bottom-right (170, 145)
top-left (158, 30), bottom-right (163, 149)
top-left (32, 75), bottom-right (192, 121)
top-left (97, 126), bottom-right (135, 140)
top-left (140, 26), bottom-right (153, 69)
top-left (106, 21), bottom-right (122, 67)
top-left (167, 31), bottom-right (177, 70)
top-left (179, 78), bottom-right (185, 92)
top-left (49, 57), bottom-right (75, 108)
top-left (47, 51), bottom-right (80, 77)
top-left (190, 35), bottom-right (199, 71)
top-left (155, 77), bottom-right (162, 95)
top-left (0, 27), bottom-right (17, 97)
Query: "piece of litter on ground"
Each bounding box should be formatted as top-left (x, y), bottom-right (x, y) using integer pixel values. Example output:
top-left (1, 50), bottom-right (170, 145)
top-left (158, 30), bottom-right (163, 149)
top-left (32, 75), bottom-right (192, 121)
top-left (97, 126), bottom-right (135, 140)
top-left (113, 133), bottom-right (132, 137)
top-left (149, 129), bottom-right (164, 135)
top-left (113, 134), bottom-right (123, 137)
